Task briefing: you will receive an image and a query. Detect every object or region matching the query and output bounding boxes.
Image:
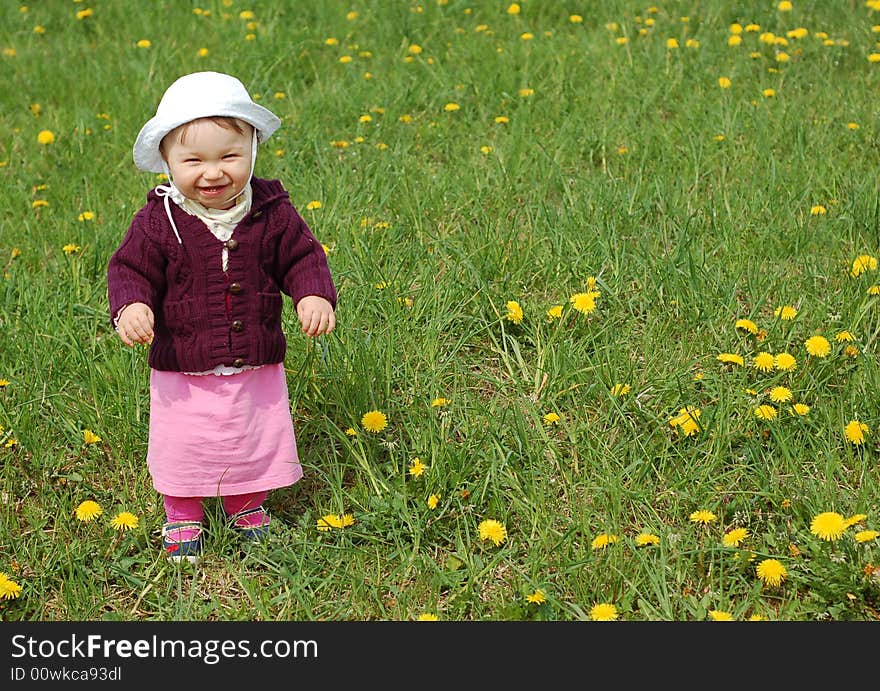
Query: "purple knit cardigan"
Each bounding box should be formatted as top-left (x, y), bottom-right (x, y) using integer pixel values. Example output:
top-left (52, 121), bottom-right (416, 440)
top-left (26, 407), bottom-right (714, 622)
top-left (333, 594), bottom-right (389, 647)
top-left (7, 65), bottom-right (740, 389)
top-left (107, 177), bottom-right (337, 372)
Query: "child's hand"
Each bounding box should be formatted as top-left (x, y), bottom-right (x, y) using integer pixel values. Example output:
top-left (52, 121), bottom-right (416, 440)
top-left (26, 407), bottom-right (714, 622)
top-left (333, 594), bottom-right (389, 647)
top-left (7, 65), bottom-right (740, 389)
top-left (115, 302), bottom-right (154, 346)
top-left (296, 295), bottom-right (336, 337)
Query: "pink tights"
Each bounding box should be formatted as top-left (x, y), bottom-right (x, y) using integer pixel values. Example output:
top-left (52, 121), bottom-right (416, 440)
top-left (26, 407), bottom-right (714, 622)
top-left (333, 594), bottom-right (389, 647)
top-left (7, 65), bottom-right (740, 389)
top-left (164, 492), bottom-right (269, 535)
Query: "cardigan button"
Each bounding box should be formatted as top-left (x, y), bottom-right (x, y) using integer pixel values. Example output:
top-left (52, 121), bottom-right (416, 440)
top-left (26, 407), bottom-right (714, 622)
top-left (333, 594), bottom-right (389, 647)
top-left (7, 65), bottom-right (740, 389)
top-left (228, 282), bottom-right (242, 295)
top-left (232, 358), bottom-right (245, 368)
top-left (225, 239), bottom-right (239, 251)
top-left (230, 320), bottom-right (244, 332)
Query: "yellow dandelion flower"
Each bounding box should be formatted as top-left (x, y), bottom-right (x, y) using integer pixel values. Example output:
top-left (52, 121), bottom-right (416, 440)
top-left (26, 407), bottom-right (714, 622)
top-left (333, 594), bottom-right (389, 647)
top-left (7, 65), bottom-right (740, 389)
top-left (110, 512), bottom-right (139, 531)
top-left (774, 352), bottom-right (797, 371)
top-left (507, 3), bottom-right (521, 15)
top-left (570, 15), bottom-right (584, 24)
top-left (754, 404), bottom-right (777, 420)
top-left (844, 420), bottom-right (869, 445)
top-left (526, 589), bottom-right (546, 604)
top-left (136, 39), bottom-right (151, 48)
top-left (669, 407), bottom-right (701, 436)
top-left (810, 205), bottom-right (827, 215)
top-left (762, 88), bottom-right (776, 98)
top-left (408, 458), bottom-right (426, 477)
top-left (344, 427), bottom-right (357, 437)
top-left (791, 403), bottom-right (810, 416)
top-left (753, 352), bottom-right (775, 372)
top-left (718, 76), bottom-right (732, 89)
top-left (74, 500), bottom-right (102, 522)
top-left (615, 36), bottom-right (629, 45)
top-left (0, 576), bottom-right (23, 600)
top-left (431, 397), bottom-right (448, 408)
top-left (769, 386), bottom-right (792, 403)
top-left (478, 519), bottom-right (507, 546)
top-left (62, 244), bottom-right (81, 255)
top-left (32, 200), bottom-right (48, 209)
top-left (427, 494), bottom-right (440, 510)
top-left (361, 409), bottom-right (388, 433)
top-left (590, 603), bottom-right (618, 621)
top-left (505, 300), bottom-right (524, 324)
top-left (722, 527), bottom-right (748, 547)
top-left (708, 610), bottom-right (734, 621)
top-left (570, 291), bottom-right (599, 314)
top-left (635, 532), bottom-right (660, 546)
top-left (805, 335), bottom-right (830, 357)
top-left (855, 530), bottom-right (879, 543)
top-left (774, 305), bottom-right (797, 320)
top-left (591, 533), bottom-right (620, 550)
top-left (408, 44), bottom-right (422, 55)
top-left (735, 318), bottom-right (758, 334)
top-left (518, 88), bottom-right (534, 97)
top-left (306, 200), bottom-right (322, 210)
top-left (610, 383), bottom-right (630, 396)
top-left (78, 211), bottom-right (95, 221)
top-left (444, 102), bottom-right (460, 112)
top-left (197, 47), bottom-right (209, 57)
top-left (37, 129), bottom-right (55, 145)
top-left (850, 255), bottom-right (878, 277)
top-left (716, 353), bottom-right (744, 366)
top-left (844, 514), bottom-right (867, 528)
top-left (543, 412), bottom-right (561, 425)
top-left (810, 512), bottom-right (846, 541)
top-left (690, 509), bottom-right (717, 525)
top-left (756, 558), bottom-right (787, 587)
top-left (835, 331), bottom-right (855, 342)
top-left (868, 285), bottom-right (880, 295)
top-left (82, 429), bottom-right (101, 444)
top-left (666, 38), bottom-right (680, 49)
top-left (317, 514), bottom-right (344, 531)
top-left (546, 305), bottom-right (563, 320)
top-left (416, 613), bottom-right (438, 621)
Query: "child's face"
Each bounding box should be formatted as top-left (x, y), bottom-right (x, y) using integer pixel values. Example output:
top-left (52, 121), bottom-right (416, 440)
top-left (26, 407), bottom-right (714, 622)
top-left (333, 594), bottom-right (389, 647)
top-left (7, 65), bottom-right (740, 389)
top-left (162, 119), bottom-right (253, 210)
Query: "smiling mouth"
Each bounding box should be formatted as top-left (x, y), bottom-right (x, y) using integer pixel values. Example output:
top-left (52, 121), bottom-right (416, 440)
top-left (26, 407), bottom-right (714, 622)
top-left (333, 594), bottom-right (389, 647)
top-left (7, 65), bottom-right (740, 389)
top-left (199, 185), bottom-right (227, 195)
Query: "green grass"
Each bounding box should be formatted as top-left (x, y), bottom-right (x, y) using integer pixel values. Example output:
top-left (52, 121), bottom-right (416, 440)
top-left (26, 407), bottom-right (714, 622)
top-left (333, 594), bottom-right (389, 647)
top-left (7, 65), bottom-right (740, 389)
top-left (1, 0), bottom-right (879, 621)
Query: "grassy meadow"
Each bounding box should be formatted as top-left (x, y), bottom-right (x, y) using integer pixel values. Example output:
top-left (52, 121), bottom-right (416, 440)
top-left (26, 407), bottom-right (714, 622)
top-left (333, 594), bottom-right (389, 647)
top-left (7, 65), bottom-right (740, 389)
top-left (1, 0), bottom-right (880, 622)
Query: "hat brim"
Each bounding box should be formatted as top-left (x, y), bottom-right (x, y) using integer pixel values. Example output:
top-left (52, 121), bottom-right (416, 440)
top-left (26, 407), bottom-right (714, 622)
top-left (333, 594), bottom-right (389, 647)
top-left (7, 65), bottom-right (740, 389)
top-left (133, 102), bottom-right (281, 173)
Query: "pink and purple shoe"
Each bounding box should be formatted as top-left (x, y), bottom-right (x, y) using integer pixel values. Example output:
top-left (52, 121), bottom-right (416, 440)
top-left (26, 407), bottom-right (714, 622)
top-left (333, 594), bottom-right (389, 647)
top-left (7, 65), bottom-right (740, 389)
top-left (226, 506), bottom-right (271, 541)
top-left (162, 521), bottom-right (203, 564)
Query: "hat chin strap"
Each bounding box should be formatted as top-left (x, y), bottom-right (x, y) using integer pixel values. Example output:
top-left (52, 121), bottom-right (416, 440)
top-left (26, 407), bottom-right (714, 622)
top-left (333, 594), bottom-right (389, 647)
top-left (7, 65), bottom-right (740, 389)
top-left (154, 131), bottom-right (258, 245)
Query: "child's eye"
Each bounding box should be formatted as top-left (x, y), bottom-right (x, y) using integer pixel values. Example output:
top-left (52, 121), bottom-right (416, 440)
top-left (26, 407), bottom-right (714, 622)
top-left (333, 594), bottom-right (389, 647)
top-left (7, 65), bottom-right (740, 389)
top-left (223, 154), bottom-right (239, 159)
top-left (183, 158), bottom-right (200, 163)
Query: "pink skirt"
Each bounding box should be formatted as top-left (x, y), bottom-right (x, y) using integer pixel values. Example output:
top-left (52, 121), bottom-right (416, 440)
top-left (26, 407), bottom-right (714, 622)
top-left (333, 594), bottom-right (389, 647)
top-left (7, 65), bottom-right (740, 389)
top-left (147, 363), bottom-right (302, 497)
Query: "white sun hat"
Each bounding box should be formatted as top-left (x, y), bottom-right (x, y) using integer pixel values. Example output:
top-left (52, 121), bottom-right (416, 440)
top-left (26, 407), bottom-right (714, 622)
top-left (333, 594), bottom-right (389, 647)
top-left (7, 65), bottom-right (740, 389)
top-left (132, 71), bottom-right (281, 173)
